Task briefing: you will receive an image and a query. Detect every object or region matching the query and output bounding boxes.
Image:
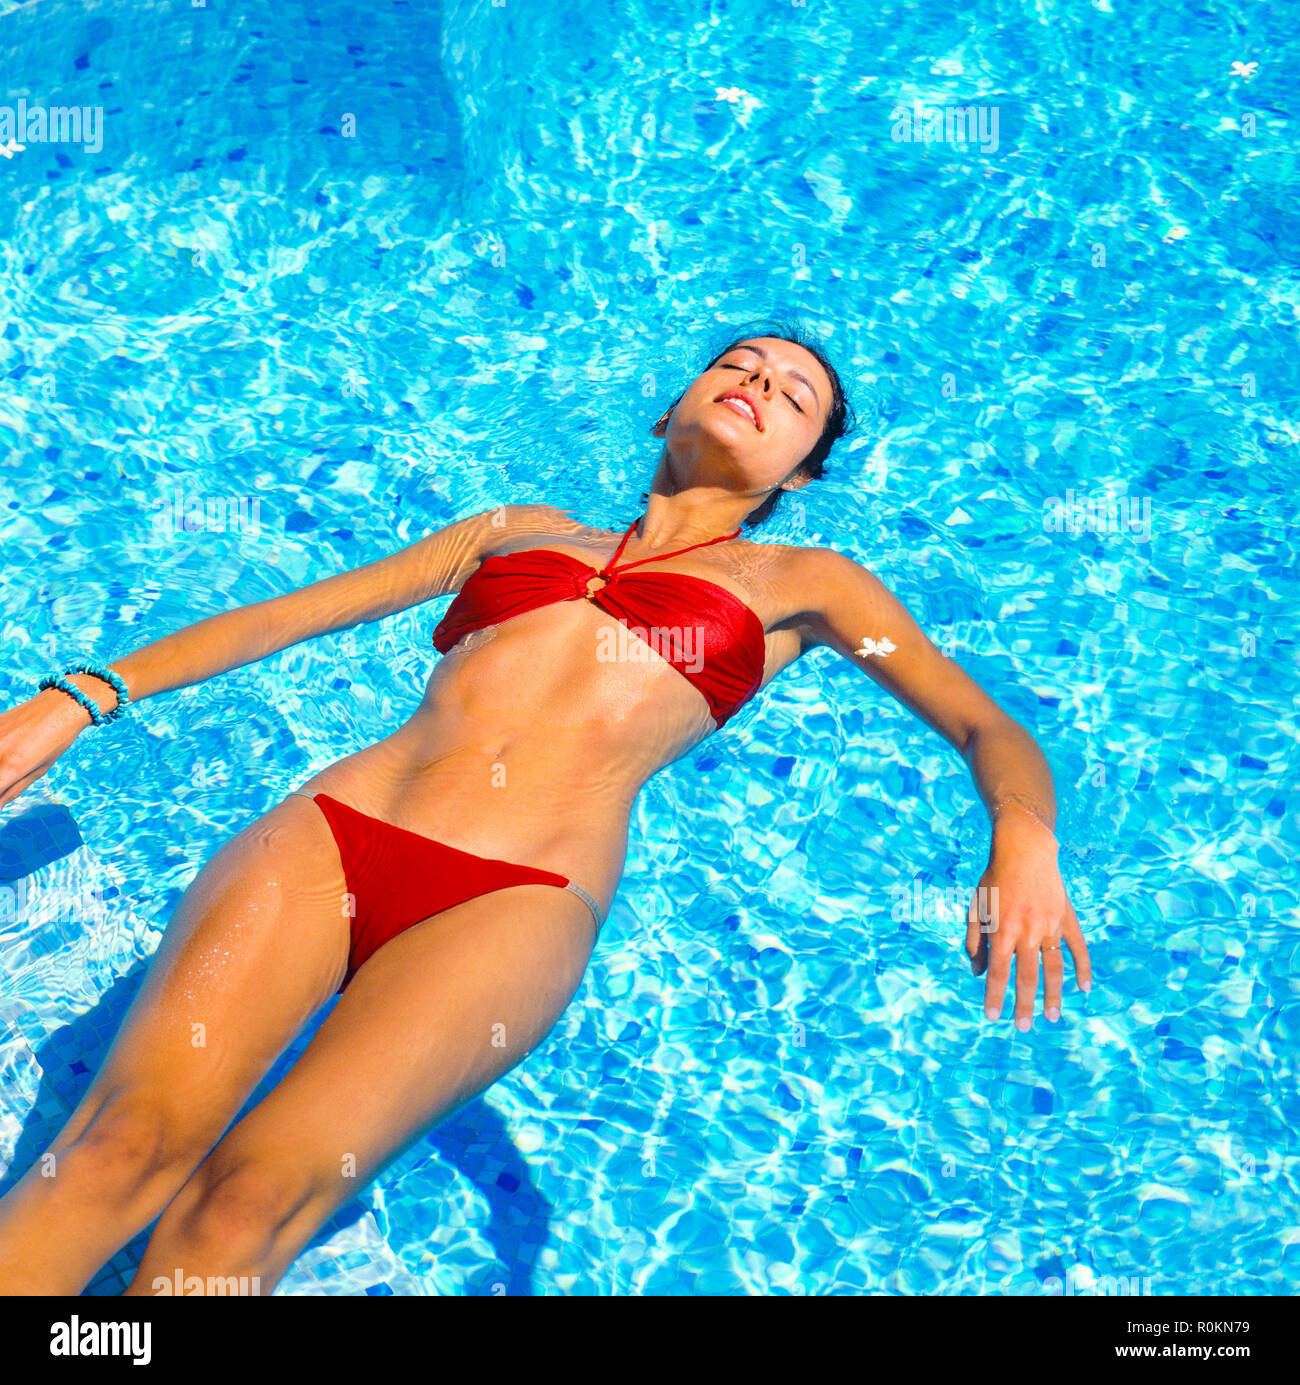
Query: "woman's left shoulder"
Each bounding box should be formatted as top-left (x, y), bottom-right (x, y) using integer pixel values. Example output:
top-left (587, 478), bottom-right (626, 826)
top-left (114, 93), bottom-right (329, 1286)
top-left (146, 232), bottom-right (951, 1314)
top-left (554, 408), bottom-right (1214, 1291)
top-left (759, 541), bottom-right (876, 585)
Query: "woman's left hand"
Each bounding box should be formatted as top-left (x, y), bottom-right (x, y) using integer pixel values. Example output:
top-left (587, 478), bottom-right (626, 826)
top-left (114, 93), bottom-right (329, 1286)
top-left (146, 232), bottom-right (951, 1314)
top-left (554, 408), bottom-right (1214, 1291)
top-left (964, 814), bottom-right (1092, 1027)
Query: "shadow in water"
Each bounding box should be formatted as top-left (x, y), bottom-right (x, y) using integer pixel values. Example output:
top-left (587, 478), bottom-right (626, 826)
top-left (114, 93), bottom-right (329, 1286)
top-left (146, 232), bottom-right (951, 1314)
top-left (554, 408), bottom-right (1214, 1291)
top-left (305, 1098), bottom-right (556, 1298)
top-left (0, 798), bottom-right (85, 884)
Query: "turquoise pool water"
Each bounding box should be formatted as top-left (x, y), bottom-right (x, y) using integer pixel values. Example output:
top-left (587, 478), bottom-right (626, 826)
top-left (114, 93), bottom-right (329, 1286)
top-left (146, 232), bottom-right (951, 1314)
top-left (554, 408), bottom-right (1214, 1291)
top-left (1, 0), bottom-right (1298, 1295)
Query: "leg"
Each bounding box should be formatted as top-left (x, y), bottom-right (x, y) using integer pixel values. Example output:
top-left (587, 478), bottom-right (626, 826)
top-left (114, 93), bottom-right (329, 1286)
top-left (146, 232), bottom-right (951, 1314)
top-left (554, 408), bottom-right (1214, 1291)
top-left (123, 882), bottom-right (596, 1295)
top-left (0, 797), bottom-right (351, 1295)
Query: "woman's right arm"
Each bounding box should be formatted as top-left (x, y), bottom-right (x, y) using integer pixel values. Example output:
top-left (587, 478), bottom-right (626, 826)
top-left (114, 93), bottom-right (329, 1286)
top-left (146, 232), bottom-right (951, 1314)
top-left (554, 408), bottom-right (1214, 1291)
top-left (0, 504), bottom-right (522, 810)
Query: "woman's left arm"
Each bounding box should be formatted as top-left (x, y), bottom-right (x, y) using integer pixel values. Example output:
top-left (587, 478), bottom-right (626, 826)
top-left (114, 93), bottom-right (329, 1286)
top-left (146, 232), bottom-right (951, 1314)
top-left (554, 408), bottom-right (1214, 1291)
top-left (793, 547), bottom-right (1092, 1027)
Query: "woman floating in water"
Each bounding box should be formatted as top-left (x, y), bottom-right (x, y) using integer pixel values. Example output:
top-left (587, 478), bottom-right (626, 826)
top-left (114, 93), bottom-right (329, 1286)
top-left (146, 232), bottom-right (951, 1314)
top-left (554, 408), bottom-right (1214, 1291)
top-left (0, 326), bottom-right (1089, 1295)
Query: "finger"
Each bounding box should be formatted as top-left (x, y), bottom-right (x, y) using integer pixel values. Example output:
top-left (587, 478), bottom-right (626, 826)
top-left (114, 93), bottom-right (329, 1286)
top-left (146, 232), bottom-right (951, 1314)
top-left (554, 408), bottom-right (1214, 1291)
top-left (983, 939), bottom-right (1014, 1021)
top-left (966, 892), bottom-right (989, 977)
top-left (1062, 906), bottom-right (1092, 994)
top-left (1042, 935), bottom-right (1065, 1021)
top-left (1013, 943), bottom-right (1039, 1031)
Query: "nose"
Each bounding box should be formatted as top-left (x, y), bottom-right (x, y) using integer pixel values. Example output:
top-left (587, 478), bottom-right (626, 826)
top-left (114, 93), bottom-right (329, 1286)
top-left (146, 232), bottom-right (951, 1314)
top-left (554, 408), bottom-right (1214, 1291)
top-left (741, 364), bottom-right (774, 397)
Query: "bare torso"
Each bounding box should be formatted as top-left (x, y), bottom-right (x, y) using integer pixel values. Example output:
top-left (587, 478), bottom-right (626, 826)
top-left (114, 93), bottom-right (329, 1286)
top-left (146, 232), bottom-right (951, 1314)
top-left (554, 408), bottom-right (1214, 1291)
top-left (293, 515), bottom-right (809, 908)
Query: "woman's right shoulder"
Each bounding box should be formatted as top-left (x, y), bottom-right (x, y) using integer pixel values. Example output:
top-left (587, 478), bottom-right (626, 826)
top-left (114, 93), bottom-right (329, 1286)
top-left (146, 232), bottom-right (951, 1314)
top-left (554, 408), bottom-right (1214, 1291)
top-left (459, 503), bottom-right (595, 555)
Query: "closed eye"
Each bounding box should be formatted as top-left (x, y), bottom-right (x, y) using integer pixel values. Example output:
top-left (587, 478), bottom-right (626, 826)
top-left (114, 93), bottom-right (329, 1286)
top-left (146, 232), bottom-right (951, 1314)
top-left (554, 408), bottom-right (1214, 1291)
top-left (720, 361), bottom-right (805, 414)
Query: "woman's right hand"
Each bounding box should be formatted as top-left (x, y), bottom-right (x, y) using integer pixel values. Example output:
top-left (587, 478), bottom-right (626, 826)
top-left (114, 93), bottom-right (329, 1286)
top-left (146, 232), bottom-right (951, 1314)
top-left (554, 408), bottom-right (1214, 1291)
top-left (0, 691), bottom-right (95, 811)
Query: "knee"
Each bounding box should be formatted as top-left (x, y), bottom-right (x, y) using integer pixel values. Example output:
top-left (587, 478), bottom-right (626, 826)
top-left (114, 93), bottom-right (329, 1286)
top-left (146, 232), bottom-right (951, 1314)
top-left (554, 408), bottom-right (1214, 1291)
top-left (179, 1161), bottom-right (314, 1254)
top-left (59, 1102), bottom-right (186, 1201)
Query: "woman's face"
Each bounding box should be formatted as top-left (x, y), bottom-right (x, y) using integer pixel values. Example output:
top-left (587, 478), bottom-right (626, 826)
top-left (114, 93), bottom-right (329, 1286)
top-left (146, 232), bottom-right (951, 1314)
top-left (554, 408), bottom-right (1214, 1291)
top-left (653, 336), bottom-right (834, 496)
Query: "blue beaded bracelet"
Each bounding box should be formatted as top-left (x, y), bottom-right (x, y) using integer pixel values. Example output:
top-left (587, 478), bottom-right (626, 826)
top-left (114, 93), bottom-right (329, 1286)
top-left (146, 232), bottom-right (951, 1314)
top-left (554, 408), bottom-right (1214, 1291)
top-left (38, 662), bottom-right (131, 727)
top-left (65, 662), bottom-right (130, 720)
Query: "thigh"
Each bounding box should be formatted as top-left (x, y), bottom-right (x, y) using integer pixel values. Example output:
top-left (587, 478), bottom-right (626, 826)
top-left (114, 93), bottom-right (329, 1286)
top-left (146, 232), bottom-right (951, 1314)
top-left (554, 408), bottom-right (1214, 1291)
top-left (169, 881), bottom-right (597, 1216)
top-left (53, 795), bottom-right (352, 1157)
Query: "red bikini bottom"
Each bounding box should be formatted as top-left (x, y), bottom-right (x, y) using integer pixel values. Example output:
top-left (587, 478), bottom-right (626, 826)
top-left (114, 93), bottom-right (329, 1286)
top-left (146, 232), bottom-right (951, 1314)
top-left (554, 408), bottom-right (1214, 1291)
top-left (295, 792), bottom-right (603, 991)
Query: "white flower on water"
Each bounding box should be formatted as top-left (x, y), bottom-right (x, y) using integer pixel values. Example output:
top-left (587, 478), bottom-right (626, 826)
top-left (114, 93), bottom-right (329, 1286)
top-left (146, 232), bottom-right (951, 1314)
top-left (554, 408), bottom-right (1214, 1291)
top-left (1229, 61), bottom-right (1258, 79)
top-left (856, 636), bottom-right (896, 659)
top-left (0, 140), bottom-right (25, 160)
top-left (714, 86), bottom-right (761, 123)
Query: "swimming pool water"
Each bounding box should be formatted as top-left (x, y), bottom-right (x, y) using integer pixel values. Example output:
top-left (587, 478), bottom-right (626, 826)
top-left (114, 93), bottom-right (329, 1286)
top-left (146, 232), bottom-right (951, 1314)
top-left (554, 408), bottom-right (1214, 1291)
top-left (1, 0), bottom-right (1298, 1294)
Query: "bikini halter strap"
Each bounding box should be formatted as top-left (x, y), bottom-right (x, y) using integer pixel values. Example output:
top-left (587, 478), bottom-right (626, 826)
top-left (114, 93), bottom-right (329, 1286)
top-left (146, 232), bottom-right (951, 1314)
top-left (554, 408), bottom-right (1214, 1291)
top-left (599, 516), bottom-right (742, 578)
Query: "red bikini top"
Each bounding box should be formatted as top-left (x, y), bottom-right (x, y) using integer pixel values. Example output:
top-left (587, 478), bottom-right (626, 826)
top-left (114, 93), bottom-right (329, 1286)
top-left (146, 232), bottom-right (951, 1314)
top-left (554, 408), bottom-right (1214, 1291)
top-left (432, 517), bottom-right (766, 727)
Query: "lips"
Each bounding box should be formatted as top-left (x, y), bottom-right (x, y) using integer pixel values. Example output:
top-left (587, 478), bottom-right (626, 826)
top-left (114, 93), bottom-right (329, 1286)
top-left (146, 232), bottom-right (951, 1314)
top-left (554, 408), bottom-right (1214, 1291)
top-left (715, 389), bottom-right (763, 431)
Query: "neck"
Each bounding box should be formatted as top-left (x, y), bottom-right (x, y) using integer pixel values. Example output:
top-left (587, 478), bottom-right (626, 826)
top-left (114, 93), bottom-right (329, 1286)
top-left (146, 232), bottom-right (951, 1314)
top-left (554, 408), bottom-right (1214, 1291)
top-left (638, 454), bottom-right (764, 546)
